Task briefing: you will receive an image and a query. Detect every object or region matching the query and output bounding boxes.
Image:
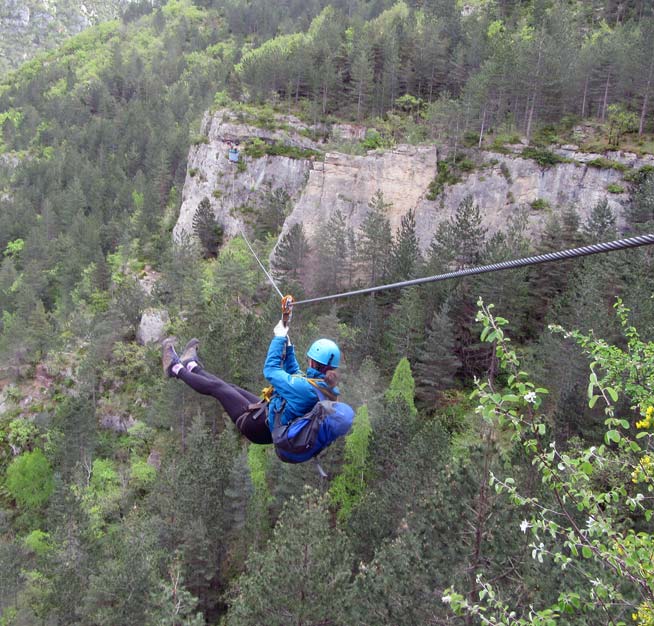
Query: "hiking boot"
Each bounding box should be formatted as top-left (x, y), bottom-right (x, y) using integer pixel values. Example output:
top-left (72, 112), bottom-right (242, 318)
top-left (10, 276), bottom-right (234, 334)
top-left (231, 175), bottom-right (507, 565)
top-left (162, 337), bottom-right (180, 377)
top-left (180, 338), bottom-right (202, 368)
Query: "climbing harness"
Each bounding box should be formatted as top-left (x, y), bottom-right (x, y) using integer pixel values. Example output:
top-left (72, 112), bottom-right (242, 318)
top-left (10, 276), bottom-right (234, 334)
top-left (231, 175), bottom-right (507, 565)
top-left (292, 233), bottom-right (654, 306)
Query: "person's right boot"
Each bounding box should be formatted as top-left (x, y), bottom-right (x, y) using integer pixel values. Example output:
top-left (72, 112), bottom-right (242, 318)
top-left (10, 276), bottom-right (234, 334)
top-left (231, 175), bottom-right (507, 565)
top-left (162, 337), bottom-right (180, 377)
top-left (180, 338), bottom-right (202, 369)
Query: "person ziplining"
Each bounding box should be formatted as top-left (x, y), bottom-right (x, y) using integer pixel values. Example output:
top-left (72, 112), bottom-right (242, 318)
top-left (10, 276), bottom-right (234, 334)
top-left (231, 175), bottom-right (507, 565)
top-left (161, 221), bottom-right (654, 467)
top-left (161, 296), bottom-right (354, 464)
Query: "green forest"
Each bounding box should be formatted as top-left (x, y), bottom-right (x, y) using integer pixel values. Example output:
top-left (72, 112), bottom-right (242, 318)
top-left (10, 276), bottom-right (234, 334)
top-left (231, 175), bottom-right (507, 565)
top-left (1, 0), bottom-right (654, 624)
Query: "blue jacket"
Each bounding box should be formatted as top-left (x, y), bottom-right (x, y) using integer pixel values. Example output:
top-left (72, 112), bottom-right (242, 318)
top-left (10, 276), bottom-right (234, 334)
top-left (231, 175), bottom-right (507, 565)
top-left (263, 336), bottom-right (353, 461)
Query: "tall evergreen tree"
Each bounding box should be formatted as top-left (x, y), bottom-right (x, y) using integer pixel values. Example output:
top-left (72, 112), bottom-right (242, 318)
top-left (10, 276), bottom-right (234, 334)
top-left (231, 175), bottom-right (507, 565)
top-left (271, 222), bottom-right (309, 284)
top-left (389, 208), bottom-right (423, 282)
top-left (313, 209), bottom-right (352, 295)
top-left (414, 300), bottom-right (461, 408)
top-left (385, 287), bottom-right (426, 366)
top-left (225, 489), bottom-right (354, 626)
top-left (356, 190), bottom-right (393, 285)
top-left (193, 196), bottom-right (224, 258)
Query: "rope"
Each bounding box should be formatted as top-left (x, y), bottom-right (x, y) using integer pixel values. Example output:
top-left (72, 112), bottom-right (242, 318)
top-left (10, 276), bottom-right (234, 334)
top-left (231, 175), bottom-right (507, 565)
top-left (239, 225), bottom-right (284, 299)
top-left (293, 233), bottom-right (654, 306)
top-left (230, 156), bottom-right (285, 299)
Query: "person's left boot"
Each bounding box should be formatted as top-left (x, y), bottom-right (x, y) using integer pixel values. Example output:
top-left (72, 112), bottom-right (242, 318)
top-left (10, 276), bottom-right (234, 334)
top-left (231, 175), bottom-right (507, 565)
top-left (180, 338), bottom-right (202, 369)
top-left (162, 337), bottom-right (181, 377)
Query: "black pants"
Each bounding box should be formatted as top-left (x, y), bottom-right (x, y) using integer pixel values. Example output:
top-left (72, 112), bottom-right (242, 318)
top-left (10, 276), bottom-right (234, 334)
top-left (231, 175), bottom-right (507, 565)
top-left (176, 367), bottom-right (273, 444)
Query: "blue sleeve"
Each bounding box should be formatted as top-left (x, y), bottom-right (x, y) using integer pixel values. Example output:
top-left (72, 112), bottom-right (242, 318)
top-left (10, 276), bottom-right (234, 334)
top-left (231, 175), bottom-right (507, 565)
top-left (263, 337), bottom-right (316, 407)
top-left (284, 344), bottom-right (301, 375)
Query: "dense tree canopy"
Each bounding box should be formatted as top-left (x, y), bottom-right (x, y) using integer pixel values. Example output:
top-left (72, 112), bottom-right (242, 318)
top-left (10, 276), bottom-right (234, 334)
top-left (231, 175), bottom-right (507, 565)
top-left (1, 0), bottom-right (654, 624)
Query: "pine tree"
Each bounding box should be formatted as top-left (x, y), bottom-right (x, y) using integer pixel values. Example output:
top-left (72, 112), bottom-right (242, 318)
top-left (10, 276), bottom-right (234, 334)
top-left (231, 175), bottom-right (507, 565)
top-left (627, 170), bottom-right (654, 233)
top-left (526, 208), bottom-right (582, 332)
top-left (582, 197), bottom-right (617, 242)
top-left (313, 209), bottom-right (352, 295)
top-left (348, 31), bottom-right (374, 120)
top-left (414, 301), bottom-right (461, 407)
top-left (147, 555), bottom-right (204, 626)
top-left (271, 222), bottom-right (309, 284)
top-left (193, 196), bottom-right (223, 258)
top-left (429, 195), bottom-right (487, 270)
top-left (389, 208), bottom-right (423, 282)
top-left (385, 357), bottom-right (418, 416)
top-left (385, 287), bottom-right (426, 366)
top-left (253, 186), bottom-right (291, 239)
top-left (356, 190), bottom-right (393, 285)
top-left (82, 517), bottom-right (161, 625)
top-left (329, 405), bottom-right (373, 523)
top-left (225, 489), bottom-right (354, 626)
top-left (350, 293), bottom-right (386, 364)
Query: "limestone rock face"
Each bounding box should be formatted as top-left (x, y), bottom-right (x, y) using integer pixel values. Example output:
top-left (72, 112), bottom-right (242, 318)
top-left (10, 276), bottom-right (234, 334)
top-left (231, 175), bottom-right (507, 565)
top-left (136, 309), bottom-right (170, 346)
top-left (279, 148), bottom-right (636, 255)
top-left (283, 145), bottom-right (438, 251)
top-left (173, 109), bottom-right (319, 243)
top-left (176, 109), bottom-right (644, 276)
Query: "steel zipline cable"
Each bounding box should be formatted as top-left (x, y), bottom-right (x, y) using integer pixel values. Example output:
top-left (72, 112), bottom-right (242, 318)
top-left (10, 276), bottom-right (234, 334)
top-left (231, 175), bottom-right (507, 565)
top-left (289, 233), bottom-right (654, 307)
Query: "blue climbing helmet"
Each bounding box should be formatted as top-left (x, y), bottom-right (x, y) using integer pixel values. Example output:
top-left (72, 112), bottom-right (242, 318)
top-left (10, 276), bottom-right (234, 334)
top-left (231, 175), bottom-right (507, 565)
top-left (307, 338), bottom-right (341, 368)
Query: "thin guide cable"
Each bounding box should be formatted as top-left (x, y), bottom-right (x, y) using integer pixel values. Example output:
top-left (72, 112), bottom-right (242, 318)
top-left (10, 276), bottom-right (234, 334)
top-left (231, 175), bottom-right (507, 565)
top-left (293, 233), bottom-right (654, 306)
top-left (239, 225), bottom-right (284, 299)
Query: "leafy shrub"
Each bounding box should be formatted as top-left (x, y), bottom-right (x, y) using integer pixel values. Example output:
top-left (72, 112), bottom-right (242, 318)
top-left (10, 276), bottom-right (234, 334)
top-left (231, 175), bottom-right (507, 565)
top-left (361, 129), bottom-right (385, 150)
top-left (427, 160), bottom-right (461, 200)
top-left (623, 165), bottom-right (654, 183)
top-left (243, 137), bottom-right (267, 159)
top-left (532, 124), bottom-right (562, 146)
top-left (521, 146), bottom-right (567, 167)
top-left (5, 449), bottom-right (54, 509)
top-left (243, 137), bottom-right (321, 161)
top-left (129, 458), bottom-right (156, 491)
top-left (447, 300), bottom-right (654, 626)
top-left (530, 198), bottom-right (550, 210)
top-left (463, 130), bottom-right (479, 147)
top-left (426, 154), bottom-right (477, 200)
top-left (587, 157), bottom-right (628, 172)
top-left (607, 183), bottom-right (624, 194)
top-left (499, 162), bottom-right (512, 184)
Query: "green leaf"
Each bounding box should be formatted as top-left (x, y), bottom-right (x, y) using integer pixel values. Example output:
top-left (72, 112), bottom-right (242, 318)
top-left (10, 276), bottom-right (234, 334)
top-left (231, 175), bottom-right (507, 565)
top-left (580, 462), bottom-right (593, 476)
top-left (589, 395), bottom-right (599, 408)
top-left (606, 387), bottom-right (618, 402)
top-left (581, 546), bottom-right (593, 558)
top-left (605, 430), bottom-right (620, 444)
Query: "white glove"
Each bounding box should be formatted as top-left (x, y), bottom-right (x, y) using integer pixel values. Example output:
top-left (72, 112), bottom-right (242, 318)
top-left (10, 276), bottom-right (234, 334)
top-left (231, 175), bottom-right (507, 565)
top-left (273, 320), bottom-right (289, 338)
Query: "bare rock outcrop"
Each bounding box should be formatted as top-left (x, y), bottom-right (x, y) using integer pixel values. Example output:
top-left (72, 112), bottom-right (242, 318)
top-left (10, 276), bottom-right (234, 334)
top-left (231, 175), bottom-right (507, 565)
top-left (176, 109), bottom-right (642, 271)
top-left (136, 308), bottom-right (170, 345)
top-left (173, 109), bottom-right (320, 243)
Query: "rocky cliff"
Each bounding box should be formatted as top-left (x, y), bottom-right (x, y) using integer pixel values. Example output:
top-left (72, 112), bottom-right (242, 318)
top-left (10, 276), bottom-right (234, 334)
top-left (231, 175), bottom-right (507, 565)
top-left (175, 109), bottom-right (654, 265)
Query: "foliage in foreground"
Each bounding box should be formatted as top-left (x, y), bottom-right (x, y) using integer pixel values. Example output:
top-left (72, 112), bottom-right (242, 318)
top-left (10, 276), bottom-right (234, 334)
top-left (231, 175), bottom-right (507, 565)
top-left (446, 299), bottom-right (654, 625)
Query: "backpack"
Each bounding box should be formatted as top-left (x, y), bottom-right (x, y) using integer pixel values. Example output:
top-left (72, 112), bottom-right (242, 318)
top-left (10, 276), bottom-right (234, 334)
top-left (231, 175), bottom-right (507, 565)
top-left (271, 383), bottom-right (352, 463)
